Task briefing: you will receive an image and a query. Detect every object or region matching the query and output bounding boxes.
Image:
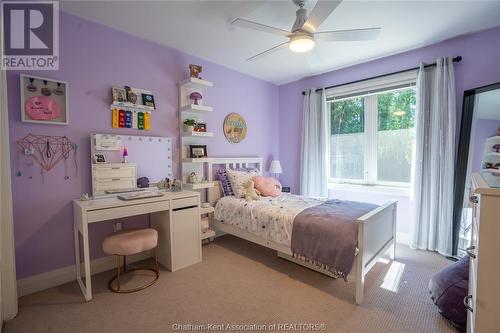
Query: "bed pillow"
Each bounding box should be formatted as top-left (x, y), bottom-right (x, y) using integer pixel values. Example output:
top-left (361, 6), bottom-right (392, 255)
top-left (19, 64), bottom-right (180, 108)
top-left (226, 169), bottom-right (260, 198)
top-left (253, 176), bottom-right (282, 197)
top-left (216, 169), bottom-right (235, 196)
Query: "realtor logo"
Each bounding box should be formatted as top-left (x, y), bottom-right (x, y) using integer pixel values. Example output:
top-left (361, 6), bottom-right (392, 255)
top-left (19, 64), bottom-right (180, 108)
top-left (1, 1), bottom-right (59, 70)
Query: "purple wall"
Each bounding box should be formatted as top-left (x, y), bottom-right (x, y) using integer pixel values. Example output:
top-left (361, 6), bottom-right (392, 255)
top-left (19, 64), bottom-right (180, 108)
top-left (8, 12), bottom-right (279, 279)
top-left (278, 26), bottom-right (500, 193)
top-left (471, 119), bottom-right (500, 172)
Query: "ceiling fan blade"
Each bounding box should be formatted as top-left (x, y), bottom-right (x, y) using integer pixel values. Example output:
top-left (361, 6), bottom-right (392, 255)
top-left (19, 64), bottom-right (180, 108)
top-left (232, 18), bottom-right (291, 37)
top-left (305, 0), bottom-right (342, 31)
top-left (314, 28), bottom-right (381, 41)
top-left (305, 48), bottom-right (324, 68)
top-left (247, 42), bottom-right (289, 62)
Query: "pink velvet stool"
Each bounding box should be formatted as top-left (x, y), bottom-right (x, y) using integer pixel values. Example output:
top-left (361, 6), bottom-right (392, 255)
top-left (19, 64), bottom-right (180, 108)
top-left (102, 228), bottom-right (159, 293)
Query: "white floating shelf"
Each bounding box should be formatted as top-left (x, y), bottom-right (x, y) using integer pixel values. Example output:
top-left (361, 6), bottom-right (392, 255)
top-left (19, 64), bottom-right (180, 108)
top-left (182, 131), bottom-right (214, 138)
top-left (110, 102), bottom-right (154, 112)
top-left (485, 152), bottom-right (500, 158)
top-left (183, 182), bottom-right (215, 190)
top-left (182, 158), bottom-right (214, 163)
top-left (180, 77), bottom-right (213, 90)
top-left (180, 104), bottom-right (213, 114)
top-left (481, 168), bottom-right (500, 175)
top-left (486, 136), bottom-right (500, 143)
top-left (200, 206), bottom-right (215, 215)
top-left (201, 229), bottom-right (216, 240)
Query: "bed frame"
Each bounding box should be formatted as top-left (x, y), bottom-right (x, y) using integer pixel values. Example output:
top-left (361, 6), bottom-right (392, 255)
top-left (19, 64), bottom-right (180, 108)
top-left (206, 157), bottom-right (397, 305)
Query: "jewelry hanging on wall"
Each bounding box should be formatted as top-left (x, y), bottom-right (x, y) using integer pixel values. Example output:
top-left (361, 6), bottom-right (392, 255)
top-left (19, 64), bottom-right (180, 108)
top-left (72, 143), bottom-right (79, 177)
top-left (41, 80), bottom-right (51, 96)
top-left (63, 140), bottom-right (70, 180)
top-left (16, 134), bottom-right (76, 181)
top-left (26, 77), bottom-right (37, 92)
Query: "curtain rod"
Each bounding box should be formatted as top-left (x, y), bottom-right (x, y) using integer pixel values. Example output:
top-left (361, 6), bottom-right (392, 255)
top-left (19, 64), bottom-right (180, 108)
top-left (301, 56), bottom-right (462, 95)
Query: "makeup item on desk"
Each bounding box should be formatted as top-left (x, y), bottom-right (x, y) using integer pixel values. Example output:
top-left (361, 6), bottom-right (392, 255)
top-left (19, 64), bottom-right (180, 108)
top-left (118, 110), bottom-right (126, 127)
top-left (122, 147), bottom-right (128, 163)
top-left (137, 177), bottom-right (150, 188)
top-left (125, 110), bottom-right (132, 128)
top-left (80, 193), bottom-right (91, 201)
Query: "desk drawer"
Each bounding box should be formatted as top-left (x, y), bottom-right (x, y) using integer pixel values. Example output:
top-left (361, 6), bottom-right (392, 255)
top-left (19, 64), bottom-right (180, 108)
top-left (93, 165), bottom-right (136, 179)
top-left (87, 201), bottom-right (169, 223)
top-left (93, 178), bottom-right (136, 192)
top-left (172, 197), bottom-right (198, 210)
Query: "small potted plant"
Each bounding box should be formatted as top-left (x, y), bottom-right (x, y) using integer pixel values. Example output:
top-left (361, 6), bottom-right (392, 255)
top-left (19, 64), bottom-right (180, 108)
top-left (183, 118), bottom-right (196, 132)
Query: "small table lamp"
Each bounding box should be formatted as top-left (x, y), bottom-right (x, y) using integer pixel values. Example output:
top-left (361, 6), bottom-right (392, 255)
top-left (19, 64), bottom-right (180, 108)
top-left (269, 160), bottom-right (282, 180)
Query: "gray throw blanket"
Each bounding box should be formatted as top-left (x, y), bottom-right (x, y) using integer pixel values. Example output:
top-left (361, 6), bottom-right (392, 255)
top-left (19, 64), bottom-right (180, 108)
top-left (291, 199), bottom-right (378, 281)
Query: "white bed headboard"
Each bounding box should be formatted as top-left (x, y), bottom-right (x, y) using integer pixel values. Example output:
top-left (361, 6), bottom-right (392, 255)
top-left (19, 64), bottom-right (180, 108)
top-left (206, 157), bottom-right (263, 205)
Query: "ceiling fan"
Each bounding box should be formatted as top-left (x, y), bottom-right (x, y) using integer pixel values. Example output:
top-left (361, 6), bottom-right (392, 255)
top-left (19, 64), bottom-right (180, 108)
top-left (232, 0), bottom-right (381, 61)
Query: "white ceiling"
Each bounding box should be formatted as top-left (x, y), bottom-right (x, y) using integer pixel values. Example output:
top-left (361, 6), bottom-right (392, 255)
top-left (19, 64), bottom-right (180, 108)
top-left (477, 89), bottom-right (500, 121)
top-left (61, 0), bottom-right (500, 85)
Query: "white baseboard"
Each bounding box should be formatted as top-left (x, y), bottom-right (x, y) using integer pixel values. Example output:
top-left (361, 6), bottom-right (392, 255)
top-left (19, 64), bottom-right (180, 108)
top-left (396, 232), bottom-right (410, 245)
top-left (17, 252), bottom-right (151, 297)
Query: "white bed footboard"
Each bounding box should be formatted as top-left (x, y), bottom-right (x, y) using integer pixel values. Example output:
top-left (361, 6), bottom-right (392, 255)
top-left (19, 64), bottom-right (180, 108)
top-left (354, 200), bottom-right (398, 304)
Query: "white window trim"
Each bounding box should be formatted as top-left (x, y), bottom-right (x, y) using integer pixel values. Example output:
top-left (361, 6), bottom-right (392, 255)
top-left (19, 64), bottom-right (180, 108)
top-left (327, 70), bottom-right (418, 189)
top-left (328, 181), bottom-right (411, 197)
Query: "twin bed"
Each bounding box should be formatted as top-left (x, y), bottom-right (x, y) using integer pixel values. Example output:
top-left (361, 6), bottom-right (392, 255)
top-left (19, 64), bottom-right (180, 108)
top-left (205, 157), bottom-right (398, 304)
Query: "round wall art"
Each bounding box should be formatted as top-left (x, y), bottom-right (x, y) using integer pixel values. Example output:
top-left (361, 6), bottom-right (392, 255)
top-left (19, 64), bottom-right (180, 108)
top-left (223, 113), bottom-right (247, 144)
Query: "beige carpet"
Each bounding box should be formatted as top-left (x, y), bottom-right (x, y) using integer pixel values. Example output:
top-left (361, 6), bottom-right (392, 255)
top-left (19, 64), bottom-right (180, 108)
top-left (5, 235), bottom-right (457, 333)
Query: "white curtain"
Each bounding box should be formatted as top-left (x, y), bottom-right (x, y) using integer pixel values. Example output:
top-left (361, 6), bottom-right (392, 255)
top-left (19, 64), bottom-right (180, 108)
top-left (411, 57), bottom-right (456, 256)
top-left (300, 89), bottom-right (328, 197)
top-left (0, 69), bottom-right (18, 320)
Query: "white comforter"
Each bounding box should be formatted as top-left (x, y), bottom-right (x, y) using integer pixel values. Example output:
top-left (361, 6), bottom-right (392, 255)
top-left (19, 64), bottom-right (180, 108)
top-left (214, 193), bottom-right (324, 246)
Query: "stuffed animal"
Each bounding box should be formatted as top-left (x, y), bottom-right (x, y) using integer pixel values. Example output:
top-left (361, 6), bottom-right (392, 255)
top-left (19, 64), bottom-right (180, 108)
top-left (244, 180), bottom-right (261, 201)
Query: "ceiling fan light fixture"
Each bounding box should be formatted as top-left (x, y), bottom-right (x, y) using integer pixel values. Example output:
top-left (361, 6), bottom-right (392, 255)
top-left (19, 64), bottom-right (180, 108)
top-left (289, 34), bottom-right (315, 53)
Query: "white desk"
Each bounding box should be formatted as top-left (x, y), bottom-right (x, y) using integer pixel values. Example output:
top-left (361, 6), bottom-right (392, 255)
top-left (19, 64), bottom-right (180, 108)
top-left (73, 190), bottom-right (201, 301)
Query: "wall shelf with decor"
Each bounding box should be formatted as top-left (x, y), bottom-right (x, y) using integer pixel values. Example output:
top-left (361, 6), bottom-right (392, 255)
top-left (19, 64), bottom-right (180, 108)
top-left (110, 102), bottom-right (154, 113)
top-left (180, 104), bottom-right (213, 114)
top-left (110, 86), bottom-right (156, 130)
top-left (180, 77), bottom-right (213, 90)
top-left (179, 67), bottom-right (216, 242)
top-left (481, 135), bottom-right (500, 175)
top-left (182, 131), bottom-right (214, 138)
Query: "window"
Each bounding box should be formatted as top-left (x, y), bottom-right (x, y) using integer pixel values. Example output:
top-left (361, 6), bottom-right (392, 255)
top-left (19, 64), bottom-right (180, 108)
top-left (328, 81), bottom-right (416, 188)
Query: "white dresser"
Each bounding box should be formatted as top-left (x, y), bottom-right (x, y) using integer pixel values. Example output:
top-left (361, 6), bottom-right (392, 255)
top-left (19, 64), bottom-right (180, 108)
top-left (466, 173), bottom-right (500, 332)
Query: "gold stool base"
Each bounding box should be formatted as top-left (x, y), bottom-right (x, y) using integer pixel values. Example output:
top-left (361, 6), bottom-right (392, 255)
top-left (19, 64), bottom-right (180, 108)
top-left (108, 249), bottom-right (159, 294)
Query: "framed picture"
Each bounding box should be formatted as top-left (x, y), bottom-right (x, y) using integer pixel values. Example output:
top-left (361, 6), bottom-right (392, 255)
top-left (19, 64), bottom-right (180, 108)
top-left (189, 145), bottom-right (207, 158)
top-left (93, 153), bottom-right (106, 164)
top-left (141, 93), bottom-right (155, 108)
top-left (112, 87), bottom-right (127, 103)
top-left (20, 74), bottom-right (69, 125)
top-left (194, 123), bottom-right (206, 132)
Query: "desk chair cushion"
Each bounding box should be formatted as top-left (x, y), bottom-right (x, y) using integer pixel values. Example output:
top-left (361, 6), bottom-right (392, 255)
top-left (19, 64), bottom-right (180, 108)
top-left (103, 228), bottom-right (158, 256)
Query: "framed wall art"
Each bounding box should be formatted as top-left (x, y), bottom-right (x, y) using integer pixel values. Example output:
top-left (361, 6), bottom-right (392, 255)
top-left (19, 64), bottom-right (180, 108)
top-left (223, 113), bottom-right (247, 144)
top-left (189, 145), bottom-right (207, 158)
top-left (20, 74), bottom-right (69, 125)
